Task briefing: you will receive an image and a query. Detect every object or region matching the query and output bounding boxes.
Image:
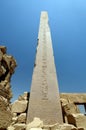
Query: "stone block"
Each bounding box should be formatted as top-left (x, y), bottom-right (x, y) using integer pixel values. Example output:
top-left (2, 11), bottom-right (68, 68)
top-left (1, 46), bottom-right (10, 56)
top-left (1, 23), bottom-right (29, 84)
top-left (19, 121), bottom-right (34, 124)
top-left (12, 117), bottom-right (18, 124)
top-left (18, 113), bottom-right (26, 123)
top-left (13, 123), bottom-right (26, 130)
top-left (12, 100), bottom-right (28, 113)
top-left (0, 98), bottom-right (12, 128)
top-left (27, 128), bottom-right (42, 130)
top-left (18, 92), bottom-right (29, 101)
top-left (7, 126), bottom-right (15, 130)
top-left (26, 118), bottom-right (43, 129)
top-left (58, 123), bottom-right (77, 130)
top-left (43, 123), bottom-right (59, 130)
top-left (67, 114), bottom-right (86, 128)
top-left (63, 103), bottom-right (80, 115)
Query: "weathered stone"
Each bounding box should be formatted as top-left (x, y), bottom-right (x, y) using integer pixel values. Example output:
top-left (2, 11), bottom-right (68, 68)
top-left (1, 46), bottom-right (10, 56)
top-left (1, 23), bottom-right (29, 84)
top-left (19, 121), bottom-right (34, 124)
top-left (26, 118), bottom-right (43, 129)
top-left (12, 100), bottom-right (28, 113)
top-left (18, 92), bottom-right (29, 101)
top-left (0, 46), bottom-right (16, 101)
top-left (67, 114), bottom-right (86, 128)
top-left (63, 103), bottom-right (80, 115)
top-left (0, 46), bottom-right (6, 54)
top-left (12, 113), bottom-right (17, 117)
top-left (18, 113), bottom-right (26, 123)
top-left (27, 11), bottom-right (63, 125)
top-left (43, 123), bottom-right (59, 130)
top-left (60, 93), bottom-right (86, 104)
top-left (27, 128), bottom-right (42, 130)
top-left (13, 123), bottom-right (26, 130)
top-left (58, 123), bottom-right (77, 130)
top-left (0, 96), bottom-right (12, 128)
top-left (7, 126), bottom-right (15, 130)
top-left (60, 98), bottom-right (69, 106)
top-left (12, 117), bottom-right (18, 124)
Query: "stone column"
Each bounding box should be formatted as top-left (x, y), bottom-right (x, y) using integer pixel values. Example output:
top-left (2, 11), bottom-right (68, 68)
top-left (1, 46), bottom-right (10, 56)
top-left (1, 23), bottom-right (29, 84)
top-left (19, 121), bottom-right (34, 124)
top-left (27, 11), bottom-right (63, 125)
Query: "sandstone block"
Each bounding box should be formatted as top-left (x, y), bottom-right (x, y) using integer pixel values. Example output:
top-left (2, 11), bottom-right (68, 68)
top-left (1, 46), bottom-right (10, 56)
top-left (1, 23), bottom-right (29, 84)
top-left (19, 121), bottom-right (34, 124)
top-left (43, 123), bottom-right (59, 130)
top-left (58, 123), bottom-right (77, 130)
top-left (26, 118), bottom-right (43, 129)
top-left (13, 123), bottom-right (26, 130)
top-left (7, 126), bottom-right (15, 130)
top-left (60, 93), bottom-right (86, 104)
top-left (27, 128), bottom-right (42, 130)
top-left (12, 117), bottom-right (18, 124)
top-left (0, 98), bottom-right (12, 128)
top-left (12, 113), bottom-right (17, 117)
top-left (67, 114), bottom-right (86, 128)
top-left (12, 100), bottom-right (28, 113)
top-left (63, 103), bottom-right (80, 115)
top-left (18, 113), bottom-right (26, 123)
top-left (18, 92), bottom-right (29, 101)
top-left (60, 98), bottom-right (68, 106)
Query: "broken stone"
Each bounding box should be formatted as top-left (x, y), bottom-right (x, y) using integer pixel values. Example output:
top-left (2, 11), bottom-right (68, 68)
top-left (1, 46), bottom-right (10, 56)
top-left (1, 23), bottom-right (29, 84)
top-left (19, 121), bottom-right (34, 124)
top-left (58, 123), bottom-right (77, 130)
top-left (28, 128), bottom-right (42, 130)
top-left (67, 114), bottom-right (86, 128)
top-left (0, 46), bottom-right (6, 54)
top-left (13, 123), bottom-right (26, 130)
top-left (0, 46), bottom-right (16, 101)
top-left (43, 123), bottom-right (59, 130)
top-left (26, 118), bottom-right (43, 129)
top-left (18, 92), bottom-right (29, 101)
top-left (12, 117), bottom-right (18, 124)
top-left (18, 113), bottom-right (26, 123)
top-left (63, 103), bottom-right (80, 115)
top-left (0, 96), bottom-right (12, 128)
top-left (60, 98), bottom-right (68, 106)
top-left (12, 113), bottom-right (17, 117)
top-left (60, 93), bottom-right (86, 104)
top-left (7, 126), bottom-right (15, 130)
top-left (12, 100), bottom-right (28, 113)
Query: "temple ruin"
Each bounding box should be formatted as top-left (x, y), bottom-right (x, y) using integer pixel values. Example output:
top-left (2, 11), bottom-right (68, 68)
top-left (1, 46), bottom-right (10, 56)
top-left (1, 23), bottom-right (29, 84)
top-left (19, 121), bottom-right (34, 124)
top-left (0, 46), bottom-right (16, 129)
top-left (0, 12), bottom-right (86, 130)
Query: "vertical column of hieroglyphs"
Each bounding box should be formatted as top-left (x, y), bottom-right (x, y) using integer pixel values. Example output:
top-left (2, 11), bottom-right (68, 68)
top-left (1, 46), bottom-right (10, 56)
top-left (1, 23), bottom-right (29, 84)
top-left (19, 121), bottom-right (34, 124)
top-left (27, 11), bottom-right (63, 125)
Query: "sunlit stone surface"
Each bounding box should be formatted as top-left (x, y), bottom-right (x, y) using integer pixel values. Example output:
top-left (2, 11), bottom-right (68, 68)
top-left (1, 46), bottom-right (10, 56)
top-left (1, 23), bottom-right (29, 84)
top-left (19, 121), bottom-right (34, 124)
top-left (27, 11), bottom-right (63, 125)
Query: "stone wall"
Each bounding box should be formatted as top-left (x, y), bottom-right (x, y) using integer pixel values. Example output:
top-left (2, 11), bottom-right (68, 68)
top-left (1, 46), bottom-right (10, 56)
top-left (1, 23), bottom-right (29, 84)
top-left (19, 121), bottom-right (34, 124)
top-left (60, 93), bottom-right (86, 128)
top-left (10, 92), bottom-right (86, 130)
top-left (0, 46), bottom-right (16, 129)
top-left (1, 46), bottom-right (86, 130)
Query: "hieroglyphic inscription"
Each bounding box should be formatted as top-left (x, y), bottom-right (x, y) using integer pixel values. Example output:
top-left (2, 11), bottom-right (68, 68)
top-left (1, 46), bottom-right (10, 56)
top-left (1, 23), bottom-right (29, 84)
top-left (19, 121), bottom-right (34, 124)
top-left (41, 25), bottom-right (48, 100)
top-left (27, 12), bottom-right (63, 124)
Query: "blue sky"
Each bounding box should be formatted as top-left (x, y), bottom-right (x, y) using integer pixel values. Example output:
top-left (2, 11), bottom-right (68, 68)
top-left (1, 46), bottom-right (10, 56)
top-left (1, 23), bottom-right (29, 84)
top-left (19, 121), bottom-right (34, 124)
top-left (0, 0), bottom-right (86, 102)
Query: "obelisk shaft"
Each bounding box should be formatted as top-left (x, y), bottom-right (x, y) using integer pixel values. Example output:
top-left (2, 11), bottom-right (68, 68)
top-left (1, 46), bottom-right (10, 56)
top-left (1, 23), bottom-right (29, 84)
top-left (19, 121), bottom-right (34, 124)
top-left (27, 11), bottom-right (63, 125)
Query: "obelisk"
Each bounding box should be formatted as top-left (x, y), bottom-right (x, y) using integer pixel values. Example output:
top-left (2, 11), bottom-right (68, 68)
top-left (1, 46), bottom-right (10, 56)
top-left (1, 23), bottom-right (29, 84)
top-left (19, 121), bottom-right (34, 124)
top-left (27, 11), bottom-right (63, 125)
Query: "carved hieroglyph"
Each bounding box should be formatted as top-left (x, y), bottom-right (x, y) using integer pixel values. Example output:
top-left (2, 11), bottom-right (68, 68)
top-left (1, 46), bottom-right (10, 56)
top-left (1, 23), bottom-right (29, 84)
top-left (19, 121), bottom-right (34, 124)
top-left (27, 12), bottom-right (63, 125)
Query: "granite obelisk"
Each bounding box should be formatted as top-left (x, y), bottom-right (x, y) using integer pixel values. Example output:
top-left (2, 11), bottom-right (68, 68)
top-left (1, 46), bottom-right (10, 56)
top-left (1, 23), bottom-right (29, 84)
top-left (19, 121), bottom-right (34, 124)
top-left (27, 11), bottom-right (63, 125)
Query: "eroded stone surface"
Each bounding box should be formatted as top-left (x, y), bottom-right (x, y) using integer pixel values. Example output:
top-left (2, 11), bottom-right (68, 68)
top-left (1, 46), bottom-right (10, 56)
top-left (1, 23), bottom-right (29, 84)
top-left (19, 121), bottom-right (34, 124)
top-left (27, 11), bottom-right (63, 125)
top-left (12, 100), bottom-right (28, 113)
top-left (13, 123), bottom-right (26, 130)
top-left (0, 46), bottom-right (16, 101)
top-left (26, 118), bottom-right (43, 129)
top-left (67, 114), bottom-right (86, 128)
top-left (0, 46), bottom-right (16, 129)
top-left (18, 113), bottom-right (26, 123)
top-left (60, 93), bottom-right (86, 104)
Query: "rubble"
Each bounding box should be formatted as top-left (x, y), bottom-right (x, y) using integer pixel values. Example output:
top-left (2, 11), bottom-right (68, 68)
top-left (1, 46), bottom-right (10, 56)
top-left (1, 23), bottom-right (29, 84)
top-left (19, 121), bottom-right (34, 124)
top-left (0, 46), bottom-right (16, 129)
